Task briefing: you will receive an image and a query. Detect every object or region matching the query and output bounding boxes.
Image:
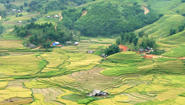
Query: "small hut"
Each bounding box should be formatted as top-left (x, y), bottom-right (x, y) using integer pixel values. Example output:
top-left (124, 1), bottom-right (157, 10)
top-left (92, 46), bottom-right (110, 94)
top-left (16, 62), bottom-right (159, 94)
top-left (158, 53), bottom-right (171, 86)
top-left (88, 89), bottom-right (108, 97)
top-left (27, 44), bottom-right (36, 49)
top-left (74, 42), bottom-right (79, 45)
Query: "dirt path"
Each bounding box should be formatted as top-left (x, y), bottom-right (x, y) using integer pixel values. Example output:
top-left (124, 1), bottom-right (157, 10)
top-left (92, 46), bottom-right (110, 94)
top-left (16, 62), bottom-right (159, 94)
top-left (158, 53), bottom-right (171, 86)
top-left (35, 46), bottom-right (42, 50)
top-left (178, 57), bottom-right (185, 60)
top-left (119, 45), bottom-right (128, 52)
top-left (141, 6), bottom-right (149, 15)
top-left (59, 12), bottom-right (63, 21)
top-left (81, 10), bottom-right (87, 17)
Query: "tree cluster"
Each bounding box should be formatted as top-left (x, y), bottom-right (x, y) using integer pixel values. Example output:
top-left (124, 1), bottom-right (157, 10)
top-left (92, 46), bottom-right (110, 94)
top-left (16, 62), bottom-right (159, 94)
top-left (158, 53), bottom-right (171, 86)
top-left (169, 24), bottom-right (185, 36)
top-left (104, 44), bottom-right (120, 56)
top-left (139, 38), bottom-right (156, 49)
top-left (13, 22), bottom-right (73, 47)
top-left (116, 32), bottom-right (139, 46)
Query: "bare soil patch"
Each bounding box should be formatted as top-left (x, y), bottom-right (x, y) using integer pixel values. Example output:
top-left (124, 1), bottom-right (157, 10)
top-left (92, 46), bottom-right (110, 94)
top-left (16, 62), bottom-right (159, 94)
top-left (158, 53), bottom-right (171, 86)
top-left (178, 57), bottom-right (185, 60)
top-left (142, 54), bottom-right (156, 59)
top-left (81, 10), bottom-right (87, 17)
top-left (119, 45), bottom-right (128, 52)
top-left (7, 79), bottom-right (30, 88)
top-left (141, 6), bottom-right (149, 15)
top-left (0, 98), bottom-right (33, 105)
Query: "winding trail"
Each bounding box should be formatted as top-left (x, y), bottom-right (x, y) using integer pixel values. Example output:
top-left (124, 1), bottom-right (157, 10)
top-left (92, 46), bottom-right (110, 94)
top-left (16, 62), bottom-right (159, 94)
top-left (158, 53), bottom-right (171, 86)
top-left (59, 12), bottom-right (63, 21)
top-left (141, 6), bottom-right (149, 15)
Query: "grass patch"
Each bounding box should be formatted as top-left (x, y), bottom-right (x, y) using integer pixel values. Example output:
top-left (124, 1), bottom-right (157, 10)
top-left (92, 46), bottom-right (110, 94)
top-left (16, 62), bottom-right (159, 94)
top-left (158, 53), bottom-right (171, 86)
top-left (163, 44), bottom-right (185, 57)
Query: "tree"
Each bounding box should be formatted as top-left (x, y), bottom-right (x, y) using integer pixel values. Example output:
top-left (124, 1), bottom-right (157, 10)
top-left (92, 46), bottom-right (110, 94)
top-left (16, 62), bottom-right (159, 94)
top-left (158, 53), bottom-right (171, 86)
top-left (105, 44), bottom-right (120, 56)
top-left (133, 38), bottom-right (139, 46)
top-left (178, 25), bottom-right (184, 32)
top-left (116, 37), bottom-right (121, 45)
top-left (138, 31), bottom-right (144, 37)
top-left (140, 42), bottom-right (147, 48)
top-left (170, 28), bottom-right (176, 35)
top-left (18, 30), bottom-right (27, 37)
top-left (182, 0), bottom-right (185, 3)
top-left (24, 2), bottom-right (28, 7)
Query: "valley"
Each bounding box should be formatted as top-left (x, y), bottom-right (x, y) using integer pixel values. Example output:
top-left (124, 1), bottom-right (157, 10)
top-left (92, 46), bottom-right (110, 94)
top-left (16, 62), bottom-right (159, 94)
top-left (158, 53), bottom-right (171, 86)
top-left (0, 0), bottom-right (185, 105)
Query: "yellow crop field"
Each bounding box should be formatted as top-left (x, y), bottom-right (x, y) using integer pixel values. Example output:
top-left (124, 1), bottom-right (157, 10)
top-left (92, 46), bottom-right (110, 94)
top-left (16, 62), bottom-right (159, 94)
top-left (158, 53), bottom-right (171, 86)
top-left (46, 75), bottom-right (75, 86)
top-left (0, 55), bottom-right (41, 75)
top-left (0, 87), bottom-right (32, 102)
top-left (66, 53), bottom-right (101, 70)
top-left (0, 81), bottom-right (8, 89)
top-left (56, 89), bottom-right (82, 105)
top-left (89, 94), bottom-right (130, 105)
top-left (125, 84), bottom-right (171, 93)
top-left (41, 68), bottom-right (60, 73)
top-left (41, 52), bottom-right (68, 68)
top-left (24, 80), bottom-right (53, 89)
top-left (108, 85), bottom-right (132, 94)
top-left (31, 94), bottom-right (58, 105)
top-left (174, 96), bottom-right (185, 104)
top-left (62, 46), bottom-right (78, 52)
top-left (156, 88), bottom-right (185, 101)
top-left (0, 40), bottom-right (23, 48)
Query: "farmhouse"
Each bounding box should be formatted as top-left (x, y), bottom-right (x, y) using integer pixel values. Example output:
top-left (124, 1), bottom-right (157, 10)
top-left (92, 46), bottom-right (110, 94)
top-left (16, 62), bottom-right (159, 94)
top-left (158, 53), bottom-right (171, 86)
top-left (87, 50), bottom-right (94, 54)
top-left (88, 89), bottom-right (108, 96)
top-left (52, 42), bottom-right (60, 46)
top-left (18, 21), bottom-right (22, 23)
top-left (47, 16), bottom-right (51, 18)
top-left (12, 9), bottom-right (16, 12)
top-left (74, 42), bottom-right (79, 45)
top-left (66, 41), bottom-right (72, 45)
top-left (27, 44), bottom-right (36, 49)
top-left (17, 10), bottom-right (21, 12)
top-left (54, 15), bottom-right (59, 18)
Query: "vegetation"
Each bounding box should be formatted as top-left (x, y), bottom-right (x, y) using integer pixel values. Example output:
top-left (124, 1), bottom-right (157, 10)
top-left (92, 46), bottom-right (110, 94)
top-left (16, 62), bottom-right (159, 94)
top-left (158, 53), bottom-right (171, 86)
top-left (13, 22), bottom-right (73, 46)
top-left (104, 44), bottom-right (120, 56)
top-left (75, 2), bottom-right (159, 37)
top-left (1, 0), bottom-right (185, 105)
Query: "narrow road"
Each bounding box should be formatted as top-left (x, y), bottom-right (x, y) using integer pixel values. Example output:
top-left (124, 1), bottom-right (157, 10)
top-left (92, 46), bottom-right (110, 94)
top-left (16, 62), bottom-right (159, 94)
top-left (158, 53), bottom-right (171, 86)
top-left (141, 6), bottom-right (149, 15)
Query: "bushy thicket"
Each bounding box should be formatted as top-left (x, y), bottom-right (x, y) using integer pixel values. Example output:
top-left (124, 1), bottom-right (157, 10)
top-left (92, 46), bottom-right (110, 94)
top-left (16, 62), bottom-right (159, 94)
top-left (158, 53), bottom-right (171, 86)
top-left (13, 22), bottom-right (73, 46)
top-left (74, 2), bottom-right (159, 37)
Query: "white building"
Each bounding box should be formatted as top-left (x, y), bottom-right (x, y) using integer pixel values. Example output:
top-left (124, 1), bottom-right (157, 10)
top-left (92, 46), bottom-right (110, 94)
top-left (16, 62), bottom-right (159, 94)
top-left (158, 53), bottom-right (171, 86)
top-left (74, 42), bottom-right (79, 45)
top-left (12, 9), bottom-right (16, 12)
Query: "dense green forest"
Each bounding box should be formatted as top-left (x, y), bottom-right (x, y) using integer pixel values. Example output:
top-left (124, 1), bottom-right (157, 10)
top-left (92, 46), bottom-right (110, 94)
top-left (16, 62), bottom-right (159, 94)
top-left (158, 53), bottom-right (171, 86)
top-left (13, 22), bottom-right (73, 46)
top-left (74, 2), bottom-right (160, 37)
